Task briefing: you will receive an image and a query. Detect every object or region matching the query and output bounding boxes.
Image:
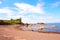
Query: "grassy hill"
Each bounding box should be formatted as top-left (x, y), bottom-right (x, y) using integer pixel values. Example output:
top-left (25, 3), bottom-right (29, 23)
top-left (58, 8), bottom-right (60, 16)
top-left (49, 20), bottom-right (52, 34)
top-left (0, 18), bottom-right (23, 25)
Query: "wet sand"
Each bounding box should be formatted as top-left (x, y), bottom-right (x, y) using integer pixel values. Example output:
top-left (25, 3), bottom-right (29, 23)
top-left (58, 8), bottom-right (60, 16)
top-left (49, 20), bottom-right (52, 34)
top-left (0, 25), bottom-right (60, 40)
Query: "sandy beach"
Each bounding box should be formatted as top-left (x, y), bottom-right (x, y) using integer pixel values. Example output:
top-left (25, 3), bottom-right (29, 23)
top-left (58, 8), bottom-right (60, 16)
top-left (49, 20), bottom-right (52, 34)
top-left (0, 25), bottom-right (60, 40)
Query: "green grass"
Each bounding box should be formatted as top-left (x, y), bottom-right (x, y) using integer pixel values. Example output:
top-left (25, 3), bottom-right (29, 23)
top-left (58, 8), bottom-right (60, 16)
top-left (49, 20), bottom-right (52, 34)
top-left (0, 18), bottom-right (23, 25)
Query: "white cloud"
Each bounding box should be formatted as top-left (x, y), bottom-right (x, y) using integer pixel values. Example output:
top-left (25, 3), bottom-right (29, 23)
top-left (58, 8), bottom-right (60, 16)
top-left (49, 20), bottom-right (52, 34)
top-left (0, 2), bottom-right (60, 23)
top-left (13, 2), bottom-right (46, 23)
top-left (6, 13), bottom-right (60, 23)
top-left (51, 2), bottom-right (60, 7)
top-left (0, 7), bottom-right (14, 19)
top-left (21, 15), bottom-right (53, 23)
top-left (0, 1), bottom-right (2, 4)
top-left (0, 6), bottom-right (59, 23)
top-left (14, 2), bottom-right (44, 14)
top-left (46, 19), bottom-right (60, 23)
top-left (13, 2), bottom-right (60, 23)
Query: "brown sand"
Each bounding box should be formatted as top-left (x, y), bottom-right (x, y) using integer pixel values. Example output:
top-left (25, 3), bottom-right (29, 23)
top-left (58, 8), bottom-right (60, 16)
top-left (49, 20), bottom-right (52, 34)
top-left (0, 25), bottom-right (60, 40)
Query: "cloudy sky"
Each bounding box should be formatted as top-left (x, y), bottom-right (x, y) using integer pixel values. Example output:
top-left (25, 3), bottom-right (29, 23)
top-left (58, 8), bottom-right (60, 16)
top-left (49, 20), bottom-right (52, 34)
top-left (0, 0), bottom-right (60, 23)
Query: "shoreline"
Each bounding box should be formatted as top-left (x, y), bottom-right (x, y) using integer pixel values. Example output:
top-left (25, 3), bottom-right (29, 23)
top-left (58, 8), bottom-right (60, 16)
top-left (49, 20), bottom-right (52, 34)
top-left (0, 26), bottom-right (60, 40)
top-left (37, 31), bottom-right (60, 34)
top-left (23, 30), bottom-right (60, 34)
top-left (0, 24), bottom-right (60, 34)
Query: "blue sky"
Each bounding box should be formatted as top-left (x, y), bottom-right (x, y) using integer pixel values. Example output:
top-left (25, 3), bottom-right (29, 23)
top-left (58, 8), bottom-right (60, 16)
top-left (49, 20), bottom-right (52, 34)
top-left (0, 0), bottom-right (60, 23)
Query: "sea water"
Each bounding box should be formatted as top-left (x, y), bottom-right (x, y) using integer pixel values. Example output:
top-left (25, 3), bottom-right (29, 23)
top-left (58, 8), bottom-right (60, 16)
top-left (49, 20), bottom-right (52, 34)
top-left (23, 23), bottom-right (60, 32)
